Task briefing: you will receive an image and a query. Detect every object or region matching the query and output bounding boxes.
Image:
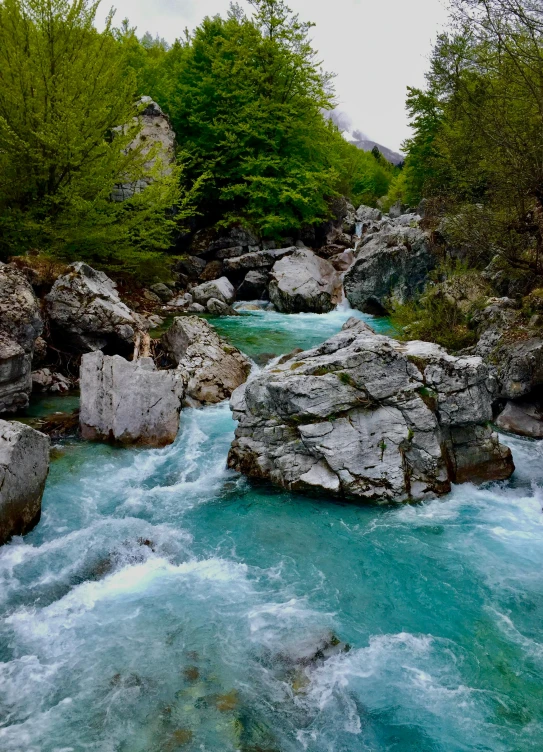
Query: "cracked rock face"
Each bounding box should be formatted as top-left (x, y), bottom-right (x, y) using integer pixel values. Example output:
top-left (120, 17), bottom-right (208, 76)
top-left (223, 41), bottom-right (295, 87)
top-left (269, 249), bottom-right (343, 314)
top-left (0, 420), bottom-right (50, 545)
top-left (111, 97), bottom-right (176, 202)
top-left (80, 352), bottom-right (184, 447)
top-left (228, 318), bottom-right (514, 502)
top-left (46, 263), bottom-right (146, 354)
top-left (0, 263), bottom-right (43, 413)
top-left (162, 317), bottom-right (251, 406)
top-left (344, 225), bottom-right (435, 314)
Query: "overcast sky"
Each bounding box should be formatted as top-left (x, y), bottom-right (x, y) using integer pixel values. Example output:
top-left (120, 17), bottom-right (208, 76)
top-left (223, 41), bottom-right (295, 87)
top-left (104, 0), bottom-right (449, 152)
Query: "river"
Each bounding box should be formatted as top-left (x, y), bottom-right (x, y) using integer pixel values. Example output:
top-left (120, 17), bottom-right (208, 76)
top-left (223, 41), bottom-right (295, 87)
top-left (1, 307), bottom-right (542, 751)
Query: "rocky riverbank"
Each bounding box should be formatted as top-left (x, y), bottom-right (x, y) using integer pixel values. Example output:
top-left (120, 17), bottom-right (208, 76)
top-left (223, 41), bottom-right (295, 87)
top-left (2, 199), bottom-right (542, 542)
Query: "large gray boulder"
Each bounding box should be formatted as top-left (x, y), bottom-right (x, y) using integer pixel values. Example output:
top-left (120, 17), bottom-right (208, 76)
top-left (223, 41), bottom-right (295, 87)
top-left (191, 277), bottom-right (235, 307)
top-left (46, 263), bottom-right (146, 353)
top-left (268, 249), bottom-right (342, 314)
top-left (112, 97), bottom-right (176, 202)
top-left (491, 337), bottom-right (543, 399)
top-left (0, 263), bottom-right (43, 413)
top-left (80, 352), bottom-right (184, 446)
top-left (344, 226), bottom-right (435, 314)
top-left (496, 400), bottom-right (543, 438)
top-left (162, 317), bottom-right (251, 406)
top-left (0, 420), bottom-right (50, 545)
top-left (228, 318), bottom-right (514, 502)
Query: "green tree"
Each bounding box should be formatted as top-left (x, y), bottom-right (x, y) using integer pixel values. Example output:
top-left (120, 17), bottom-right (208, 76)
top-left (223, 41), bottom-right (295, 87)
top-left (402, 0), bottom-right (543, 277)
top-left (0, 0), bottom-right (182, 278)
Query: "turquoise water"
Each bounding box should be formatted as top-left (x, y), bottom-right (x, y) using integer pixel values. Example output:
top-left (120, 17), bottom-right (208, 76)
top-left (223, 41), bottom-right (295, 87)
top-left (210, 306), bottom-right (394, 360)
top-left (1, 310), bottom-right (543, 751)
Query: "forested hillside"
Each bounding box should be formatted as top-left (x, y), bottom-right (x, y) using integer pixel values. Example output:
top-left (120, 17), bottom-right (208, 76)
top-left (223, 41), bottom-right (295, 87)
top-left (387, 0), bottom-right (543, 347)
top-left (0, 0), bottom-right (397, 279)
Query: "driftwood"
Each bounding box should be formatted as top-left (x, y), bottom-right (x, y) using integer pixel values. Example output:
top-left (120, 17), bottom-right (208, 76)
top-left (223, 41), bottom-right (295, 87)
top-left (133, 330), bottom-right (152, 360)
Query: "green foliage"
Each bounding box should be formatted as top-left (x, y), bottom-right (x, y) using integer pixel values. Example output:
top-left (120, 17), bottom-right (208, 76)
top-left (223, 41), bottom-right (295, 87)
top-left (0, 0), bottom-right (184, 279)
top-left (389, 263), bottom-right (484, 352)
top-left (401, 0), bottom-right (543, 282)
top-left (123, 1), bottom-right (396, 237)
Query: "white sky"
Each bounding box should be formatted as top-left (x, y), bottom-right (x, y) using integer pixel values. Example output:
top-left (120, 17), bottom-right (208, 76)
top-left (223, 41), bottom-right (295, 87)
top-left (103, 0), bottom-right (449, 152)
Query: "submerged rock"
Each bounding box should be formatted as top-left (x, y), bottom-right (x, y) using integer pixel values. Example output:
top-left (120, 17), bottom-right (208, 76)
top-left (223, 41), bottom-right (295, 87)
top-left (80, 351), bottom-right (184, 446)
top-left (162, 317), bottom-right (251, 406)
top-left (0, 420), bottom-right (50, 545)
top-left (228, 319), bottom-right (514, 502)
top-left (46, 263), bottom-right (146, 354)
top-left (344, 225), bottom-right (435, 314)
top-left (268, 249), bottom-right (342, 314)
top-left (0, 263), bottom-right (43, 413)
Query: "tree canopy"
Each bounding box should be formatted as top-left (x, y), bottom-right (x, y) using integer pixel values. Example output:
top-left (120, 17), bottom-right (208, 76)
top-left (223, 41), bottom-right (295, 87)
top-left (0, 0), bottom-right (182, 277)
top-left (122, 0), bottom-right (397, 238)
top-left (393, 0), bottom-right (543, 273)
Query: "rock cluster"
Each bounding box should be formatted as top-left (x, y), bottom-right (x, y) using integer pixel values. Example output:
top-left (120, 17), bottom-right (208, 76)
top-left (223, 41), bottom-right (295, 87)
top-left (228, 319), bottom-right (514, 502)
top-left (162, 317), bottom-right (251, 406)
top-left (0, 263), bottom-right (43, 413)
top-left (0, 420), bottom-right (50, 545)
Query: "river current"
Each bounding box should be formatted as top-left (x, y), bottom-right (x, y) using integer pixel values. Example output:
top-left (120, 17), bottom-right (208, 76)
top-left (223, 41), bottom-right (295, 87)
top-left (1, 308), bottom-right (543, 752)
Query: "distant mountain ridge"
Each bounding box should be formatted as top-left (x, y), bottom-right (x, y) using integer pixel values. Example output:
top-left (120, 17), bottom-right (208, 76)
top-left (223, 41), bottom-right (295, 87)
top-left (348, 137), bottom-right (404, 166)
top-left (325, 111), bottom-right (405, 166)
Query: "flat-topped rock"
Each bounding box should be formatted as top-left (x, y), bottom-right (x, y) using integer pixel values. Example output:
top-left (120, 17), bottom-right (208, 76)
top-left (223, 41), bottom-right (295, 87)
top-left (223, 247), bottom-right (298, 277)
top-left (80, 352), bottom-right (184, 446)
top-left (228, 318), bottom-right (513, 502)
top-left (0, 420), bottom-right (50, 545)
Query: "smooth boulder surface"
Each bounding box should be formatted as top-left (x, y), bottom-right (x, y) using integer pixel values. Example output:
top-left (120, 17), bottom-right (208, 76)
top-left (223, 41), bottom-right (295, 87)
top-left (80, 352), bottom-right (184, 447)
top-left (344, 225), bottom-right (435, 314)
top-left (268, 249), bottom-right (342, 314)
top-left (46, 263), bottom-right (145, 353)
top-left (192, 277), bottom-right (235, 307)
top-left (496, 400), bottom-right (543, 438)
top-left (0, 263), bottom-right (43, 413)
top-left (162, 317), bottom-right (251, 406)
top-left (228, 318), bottom-right (513, 502)
top-left (0, 420), bottom-right (50, 545)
